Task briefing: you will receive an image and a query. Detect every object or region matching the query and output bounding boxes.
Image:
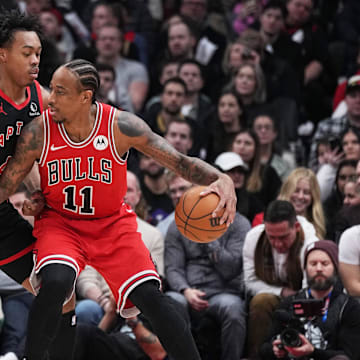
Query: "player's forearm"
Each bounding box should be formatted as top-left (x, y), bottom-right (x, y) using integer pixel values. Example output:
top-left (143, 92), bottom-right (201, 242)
top-left (175, 155), bottom-right (221, 186)
top-left (0, 169), bottom-right (27, 203)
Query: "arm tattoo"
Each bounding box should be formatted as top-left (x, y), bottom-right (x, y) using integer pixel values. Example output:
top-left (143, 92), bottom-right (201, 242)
top-left (116, 111), bottom-right (149, 137)
top-left (0, 119), bottom-right (42, 202)
top-left (116, 111), bottom-right (221, 185)
top-left (140, 132), bottom-right (219, 186)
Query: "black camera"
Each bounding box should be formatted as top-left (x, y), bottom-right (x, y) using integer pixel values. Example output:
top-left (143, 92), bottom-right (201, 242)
top-left (276, 299), bottom-right (324, 348)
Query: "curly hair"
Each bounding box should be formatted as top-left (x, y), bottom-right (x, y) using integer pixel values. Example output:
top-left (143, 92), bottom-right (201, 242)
top-left (0, 9), bottom-right (42, 48)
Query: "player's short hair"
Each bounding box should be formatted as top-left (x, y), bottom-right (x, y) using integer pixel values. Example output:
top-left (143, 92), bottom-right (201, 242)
top-left (64, 59), bottom-right (100, 103)
top-left (264, 200), bottom-right (297, 227)
top-left (0, 9), bottom-right (43, 48)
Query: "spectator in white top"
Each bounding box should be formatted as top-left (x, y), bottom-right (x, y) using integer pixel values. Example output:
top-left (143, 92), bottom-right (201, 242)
top-left (339, 225), bottom-right (360, 302)
top-left (243, 200), bottom-right (318, 358)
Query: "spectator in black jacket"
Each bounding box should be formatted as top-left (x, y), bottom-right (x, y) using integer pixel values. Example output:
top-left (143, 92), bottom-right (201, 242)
top-left (260, 240), bottom-right (360, 360)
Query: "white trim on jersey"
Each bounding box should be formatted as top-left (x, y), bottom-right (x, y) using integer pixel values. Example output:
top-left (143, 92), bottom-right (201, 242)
top-left (58, 101), bottom-right (102, 148)
top-left (117, 270), bottom-right (161, 318)
top-left (109, 106), bottom-right (128, 165)
top-left (35, 254), bottom-right (80, 276)
top-left (39, 110), bottom-right (51, 167)
top-left (30, 253), bottom-right (80, 305)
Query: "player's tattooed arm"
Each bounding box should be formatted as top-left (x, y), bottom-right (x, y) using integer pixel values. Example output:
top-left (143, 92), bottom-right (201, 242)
top-left (0, 116), bottom-right (43, 203)
top-left (116, 110), bottom-right (237, 225)
top-left (116, 110), bottom-right (218, 185)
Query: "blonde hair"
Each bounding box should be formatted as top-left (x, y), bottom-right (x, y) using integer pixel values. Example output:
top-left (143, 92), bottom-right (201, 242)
top-left (278, 167), bottom-right (326, 239)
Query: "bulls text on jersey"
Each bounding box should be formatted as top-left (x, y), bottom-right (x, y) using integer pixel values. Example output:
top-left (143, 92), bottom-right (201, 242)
top-left (47, 157), bottom-right (112, 186)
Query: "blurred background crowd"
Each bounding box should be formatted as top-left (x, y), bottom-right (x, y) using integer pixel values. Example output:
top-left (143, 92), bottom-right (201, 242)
top-left (1, 0), bottom-right (360, 359)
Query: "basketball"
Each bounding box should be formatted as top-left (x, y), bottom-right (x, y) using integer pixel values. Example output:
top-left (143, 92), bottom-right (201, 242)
top-left (175, 186), bottom-right (228, 243)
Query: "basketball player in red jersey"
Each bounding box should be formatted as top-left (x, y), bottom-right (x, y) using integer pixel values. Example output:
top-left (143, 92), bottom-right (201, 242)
top-left (0, 59), bottom-right (236, 360)
top-left (0, 10), bottom-right (76, 360)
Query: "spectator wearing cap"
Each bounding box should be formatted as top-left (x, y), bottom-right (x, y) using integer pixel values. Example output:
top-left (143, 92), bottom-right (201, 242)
top-left (260, 239), bottom-right (360, 360)
top-left (333, 75), bottom-right (360, 118)
top-left (243, 200), bottom-right (318, 358)
top-left (309, 75), bottom-right (360, 170)
top-left (215, 151), bottom-right (264, 222)
top-left (332, 47), bottom-right (360, 113)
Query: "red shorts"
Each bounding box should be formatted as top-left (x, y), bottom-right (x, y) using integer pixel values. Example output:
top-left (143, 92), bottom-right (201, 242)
top-left (31, 203), bottom-right (160, 317)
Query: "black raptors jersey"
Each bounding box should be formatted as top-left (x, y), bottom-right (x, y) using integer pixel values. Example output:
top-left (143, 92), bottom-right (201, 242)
top-left (0, 80), bottom-right (42, 174)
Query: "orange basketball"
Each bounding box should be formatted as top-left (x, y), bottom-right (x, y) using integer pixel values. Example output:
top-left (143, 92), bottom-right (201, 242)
top-left (175, 186), bottom-right (227, 243)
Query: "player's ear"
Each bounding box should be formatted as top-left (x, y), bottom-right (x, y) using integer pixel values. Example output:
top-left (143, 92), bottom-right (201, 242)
top-left (81, 89), bottom-right (93, 104)
top-left (0, 48), bottom-right (7, 63)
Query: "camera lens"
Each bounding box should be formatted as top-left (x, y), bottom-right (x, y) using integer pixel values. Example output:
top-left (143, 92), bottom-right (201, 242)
top-left (280, 328), bottom-right (302, 347)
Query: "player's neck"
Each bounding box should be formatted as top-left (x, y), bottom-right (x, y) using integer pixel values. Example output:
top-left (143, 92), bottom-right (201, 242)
top-left (0, 75), bottom-right (28, 104)
top-left (63, 104), bottom-right (97, 143)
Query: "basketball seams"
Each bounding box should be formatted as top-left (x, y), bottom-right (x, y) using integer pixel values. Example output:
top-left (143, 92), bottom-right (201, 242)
top-left (175, 185), bottom-right (227, 243)
top-left (182, 192), bottom-right (219, 220)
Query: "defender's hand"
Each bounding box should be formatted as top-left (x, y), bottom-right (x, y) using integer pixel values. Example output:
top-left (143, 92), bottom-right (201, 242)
top-left (200, 174), bottom-right (237, 227)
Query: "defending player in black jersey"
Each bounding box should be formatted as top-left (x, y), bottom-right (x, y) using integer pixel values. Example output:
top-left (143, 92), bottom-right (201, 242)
top-left (0, 10), bottom-right (76, 360)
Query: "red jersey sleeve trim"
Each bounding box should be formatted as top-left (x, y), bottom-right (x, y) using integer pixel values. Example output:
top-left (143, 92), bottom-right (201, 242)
top-left (109, 107), bottom-right (128, 165)
top-left (39, 110), bottom-right (50, 167)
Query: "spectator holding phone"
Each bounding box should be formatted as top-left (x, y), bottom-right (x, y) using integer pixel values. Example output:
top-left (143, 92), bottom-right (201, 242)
top-left (260, 240), bottom-right (360, 360)
top-left (316, 128), bottom-right (360, 203)
top-left (309, 75), bottom-right (360, 170)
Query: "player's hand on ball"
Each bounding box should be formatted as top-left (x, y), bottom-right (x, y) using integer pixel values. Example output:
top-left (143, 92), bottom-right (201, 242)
top-left (200, 173), bottom-right (237, 227)
top-left (22, 190), bottom-right (45, 216)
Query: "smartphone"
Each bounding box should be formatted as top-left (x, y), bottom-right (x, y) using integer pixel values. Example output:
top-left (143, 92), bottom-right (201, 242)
top-left (292, 299), bottom-right (324, 318)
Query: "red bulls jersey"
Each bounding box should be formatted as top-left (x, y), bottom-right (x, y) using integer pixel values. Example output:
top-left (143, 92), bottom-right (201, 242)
top-left (39, 102), bottom-right (127, 219)
top-left (0, 81), bottom-right (43, 175)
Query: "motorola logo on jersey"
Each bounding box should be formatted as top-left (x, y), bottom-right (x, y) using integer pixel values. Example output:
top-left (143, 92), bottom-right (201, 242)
top-left (29, 102), bottom-right (41, 117)
top-left (93, 135), bottom-right (108, 151)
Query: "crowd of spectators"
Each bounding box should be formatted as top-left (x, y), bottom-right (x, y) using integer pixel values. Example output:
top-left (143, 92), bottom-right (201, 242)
top-left (2, 0), bottom-right (360, 359)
